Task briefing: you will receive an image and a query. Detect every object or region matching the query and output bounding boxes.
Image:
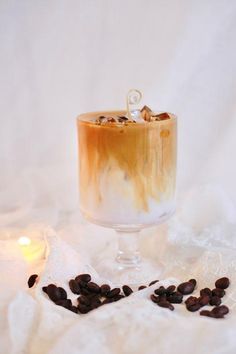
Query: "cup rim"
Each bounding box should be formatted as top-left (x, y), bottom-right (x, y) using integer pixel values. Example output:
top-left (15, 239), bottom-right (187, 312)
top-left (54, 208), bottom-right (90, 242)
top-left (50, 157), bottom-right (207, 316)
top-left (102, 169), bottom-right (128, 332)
top-left (77, 110), bottom-right (177, 125)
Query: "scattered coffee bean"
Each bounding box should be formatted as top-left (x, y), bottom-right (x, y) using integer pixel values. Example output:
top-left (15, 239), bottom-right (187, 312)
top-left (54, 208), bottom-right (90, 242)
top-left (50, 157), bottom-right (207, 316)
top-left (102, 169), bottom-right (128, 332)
top-left (212, 288), bottom-right (225, 298)
top-left (154, 286), bottom-right (166, 296)
top-left (107, 288), bottom-right (121, 298)
top-left (69, 279), bottom-right (81, 294)
top-left (58, 287), bottom-right (67, 300)
top-left (167, 292), bottom-right (183, 304)
top-left (28, 274), bottom-right (38, 288)
top-left (166, 285), bottom-right (176, 295)
top-left (78, 295), bottom-right (91, 306)
top-left (184, 296), bottom-right (200, 308)
top-left (90, 298), bottom-right (102, 309)
top-left (177, 281), bottom-right (195, 295)
top-left (150, 294), bottom-right (159, 303)
top-left (77, 304), bottom-right (92, 314)
top-left (42, 286), bottom-right (48, 293)
top-left (149, 280), bottom-right (159, 286)
top-left (113, 295), bottom-right (125, 302)
top-left (76, 279), bottom-right (88, 288)
top-left (189, 279), bottom-right (197, 287)
top-left (200, 310), bottom-right (212, 317)
top-left (102, 298), bottom-right (114, 305)
top-left (122, 285), bottom-right (133, 296)
top-left (200, 288), bottom-right (212, 298)
top-left (185, 296), bottom-right (201, 312)
top-left (157, 300), bottom-right (174, 311)
top-left (209, 296), bottom-right (221, 306)
top-left (55, 299), bottom-right (72, 309)
top-left (76, 274), bottom-right (91, 283)
top-left (138, 286), bottom-right (147, 290)
top-left (215, 277), bottom-right (230, 290)
top-left (212, 305), bottom-right (229, 316)
top-left (100, 284), bottom-right (111, 296)
top-left (186, 302), bottom-right (201, 312)
top-left (185, 296), bottom-right (198, 306)
top-left (198, 295), bottom-right (210, 307)
top-left (80, 287), bottom-right (91, 296)
top-left (87, 282), bottom-right (100, 294)
top-left (47, 284), bottom-right (62, 302)
top-left (200, 305), bottom-right (229, 319)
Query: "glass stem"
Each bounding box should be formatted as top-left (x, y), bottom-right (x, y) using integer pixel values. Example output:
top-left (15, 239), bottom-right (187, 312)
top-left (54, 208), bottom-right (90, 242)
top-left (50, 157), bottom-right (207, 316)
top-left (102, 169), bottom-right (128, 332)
top-left (116, 230), bottom-right (141, 266)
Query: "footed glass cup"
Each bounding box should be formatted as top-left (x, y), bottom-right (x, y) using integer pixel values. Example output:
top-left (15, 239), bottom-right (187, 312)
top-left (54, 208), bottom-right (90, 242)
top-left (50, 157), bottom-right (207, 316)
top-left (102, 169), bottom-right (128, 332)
top-left (77, 110), bottom-right (177, 285)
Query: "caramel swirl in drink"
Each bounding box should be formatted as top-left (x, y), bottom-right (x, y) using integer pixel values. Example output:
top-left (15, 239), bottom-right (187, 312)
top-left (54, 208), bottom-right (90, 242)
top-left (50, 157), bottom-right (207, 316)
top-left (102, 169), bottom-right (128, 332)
top-left (77, 109), bottom-right (177, 227)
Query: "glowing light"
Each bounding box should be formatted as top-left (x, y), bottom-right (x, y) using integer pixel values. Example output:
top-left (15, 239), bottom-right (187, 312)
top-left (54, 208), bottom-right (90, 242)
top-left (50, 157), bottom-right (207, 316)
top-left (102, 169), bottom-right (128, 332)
top-left (18, 236), bottom-right (31, 246)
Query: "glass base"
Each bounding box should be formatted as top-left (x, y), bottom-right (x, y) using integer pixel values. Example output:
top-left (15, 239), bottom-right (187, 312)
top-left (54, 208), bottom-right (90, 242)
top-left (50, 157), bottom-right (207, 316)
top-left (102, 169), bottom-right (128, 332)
top-left (94, 257), bottom-right (164, 287)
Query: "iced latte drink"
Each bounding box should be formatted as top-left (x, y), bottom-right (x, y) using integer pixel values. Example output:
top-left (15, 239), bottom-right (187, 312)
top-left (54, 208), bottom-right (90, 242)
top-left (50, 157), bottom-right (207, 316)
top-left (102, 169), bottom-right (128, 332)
top-left (77, 106), bottom-right (177, 228)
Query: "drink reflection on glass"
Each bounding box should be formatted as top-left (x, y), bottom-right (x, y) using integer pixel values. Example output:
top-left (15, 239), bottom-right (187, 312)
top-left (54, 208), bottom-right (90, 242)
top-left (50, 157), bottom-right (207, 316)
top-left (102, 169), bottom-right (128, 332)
top-left (77, 90), bottom-right (177, 284)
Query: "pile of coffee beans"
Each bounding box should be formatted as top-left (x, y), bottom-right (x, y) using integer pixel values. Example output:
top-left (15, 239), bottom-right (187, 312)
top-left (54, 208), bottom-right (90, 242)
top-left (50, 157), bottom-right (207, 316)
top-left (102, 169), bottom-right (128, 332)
top-left (27, 273), bottom-right (230, 319)
top-left (27, 273), bottom-right (135, 314)
top-left (150, 277), bottom-right (230, 319)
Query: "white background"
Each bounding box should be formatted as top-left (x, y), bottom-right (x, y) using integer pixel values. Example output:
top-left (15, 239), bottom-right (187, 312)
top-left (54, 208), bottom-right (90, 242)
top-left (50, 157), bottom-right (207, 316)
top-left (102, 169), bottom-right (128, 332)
top-left (0, 0), bottom-right (236, 225)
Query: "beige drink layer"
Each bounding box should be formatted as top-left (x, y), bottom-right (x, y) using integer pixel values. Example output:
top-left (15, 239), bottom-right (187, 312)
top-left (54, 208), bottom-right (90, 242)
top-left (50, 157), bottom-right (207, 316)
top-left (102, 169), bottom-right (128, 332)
top-left (77, 111), bottom-right (177, 225)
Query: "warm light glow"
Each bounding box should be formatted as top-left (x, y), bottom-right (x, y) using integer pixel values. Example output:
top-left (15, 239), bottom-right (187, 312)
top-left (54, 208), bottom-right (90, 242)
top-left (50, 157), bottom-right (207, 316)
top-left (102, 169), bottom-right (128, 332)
top-left (18, 236), bottom-right (31, 246)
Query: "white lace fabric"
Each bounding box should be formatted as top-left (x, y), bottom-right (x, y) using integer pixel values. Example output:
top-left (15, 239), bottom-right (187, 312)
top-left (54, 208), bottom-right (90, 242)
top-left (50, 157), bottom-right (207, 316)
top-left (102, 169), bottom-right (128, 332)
top-left (1, 186), bottom-right (236, 354)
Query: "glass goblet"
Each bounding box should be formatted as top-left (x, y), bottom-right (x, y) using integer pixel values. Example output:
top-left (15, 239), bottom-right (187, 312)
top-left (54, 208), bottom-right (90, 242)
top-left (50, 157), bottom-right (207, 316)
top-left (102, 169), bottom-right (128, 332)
top-left (77, 110), bottom-right (177, 285)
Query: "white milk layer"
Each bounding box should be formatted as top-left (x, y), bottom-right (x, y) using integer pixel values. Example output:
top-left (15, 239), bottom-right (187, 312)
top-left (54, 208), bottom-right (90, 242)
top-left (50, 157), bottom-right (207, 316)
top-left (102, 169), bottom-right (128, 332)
top-left (80, 169), bottom-right (175, 227)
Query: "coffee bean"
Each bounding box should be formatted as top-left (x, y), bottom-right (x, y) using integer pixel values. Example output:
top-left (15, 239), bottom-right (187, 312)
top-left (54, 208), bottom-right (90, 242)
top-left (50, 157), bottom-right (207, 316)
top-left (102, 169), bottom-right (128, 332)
top-left (154, 286), bottom-right (166, 296)
top-left (200, 310), bottom-right (212, 317)
top-left (58, 287), bottom-right (67, 300)
top-left (150, 294), bottom-right (159, 303)
top-left (100, 284), bottom-right (111, 296)
top-left (138, 286), bottom-right (147, 290)
top-left (75, 274), bottom-right (91, 283)
top-left (212, 288), bottom-right (225, 298)
top-left (102, 298), bottom-right (114, 305)
top-left (28, 274), bottom-right (38, 288)
top-left (209, 296), bottom-right (221, 306)
top-left (210, 312), bottom-right (225, 319)
top-left (212, 305), bottom-right (229, 316)
top-left (70, 306), bottom-right (78, 314)
top-left (69, 279), bottom-right (81, 294)
top-left (215, 277), bottom-right (230, 290)
top-left (47, 284), bottom-right (62, 302)
top-left (177, 282), bottom-right (195, 295)
top-left (166, 285), bottom-right (176, 295)
top-left (90, 298), bottom-right (102, 309)
top-left (189, 279), bottom-right (197, 287)
top-left (42, 286), bottom-right (48, 293)
top-left (122, 285), bottom-right (133, 296)
top-left (157, 300), bottom-right (174, 311)
top-left (186, 303), bottom-right (201, 312)
top-left (55, 299), bottom-right (72, 309)
top-left (113, 295), bottom-right (125, 302)
top-left (185, 296), bottom-right (198, 306)
top-left (167, 292), bottom-right (183, 304)
top-left (76, 279), bottom-right (88, 288)
top-left (107, 288), bottom-right (121, 298)
top-left (87, 282), bottom-right (100, 294)
top-left (77, 304), bottom-right (92, 314)
top-left (198, 295), bottom-right (210, 307)
top-left (157, 294), bottom-right (167, 302)
top-left (200, 288), bottom-right (212, 298)
top-left (80, 287), bottom-right (91, 296)
top-left (78, 295), bottom-right (91, 306)
top-left (149, 280), bottom-right (159, 286)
